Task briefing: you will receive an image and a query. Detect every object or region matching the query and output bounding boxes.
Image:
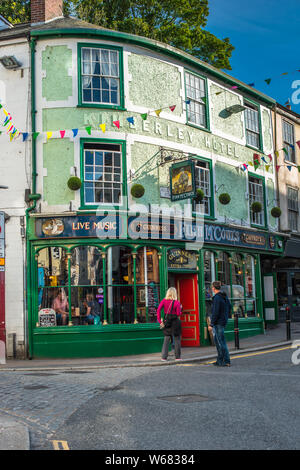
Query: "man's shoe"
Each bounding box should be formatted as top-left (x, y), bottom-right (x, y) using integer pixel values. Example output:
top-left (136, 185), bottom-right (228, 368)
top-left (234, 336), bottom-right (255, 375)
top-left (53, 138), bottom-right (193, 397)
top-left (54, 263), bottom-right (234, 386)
top-left (161, 358), bottom-right (167, 362)
top-left (223, 363), bottom-right (231, 367)
top-left (212, 361), bottom-right (221, 366)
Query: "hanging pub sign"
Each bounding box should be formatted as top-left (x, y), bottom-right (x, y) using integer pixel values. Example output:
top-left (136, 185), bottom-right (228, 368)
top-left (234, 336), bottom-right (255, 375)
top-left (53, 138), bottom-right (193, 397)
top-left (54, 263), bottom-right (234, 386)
top-left (170, 160), bottom-right (196, 201)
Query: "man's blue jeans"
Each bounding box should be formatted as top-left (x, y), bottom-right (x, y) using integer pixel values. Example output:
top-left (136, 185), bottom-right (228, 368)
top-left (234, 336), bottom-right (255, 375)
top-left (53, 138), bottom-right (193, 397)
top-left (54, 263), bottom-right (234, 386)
top-left (213, 325), bottom-right (230, 365)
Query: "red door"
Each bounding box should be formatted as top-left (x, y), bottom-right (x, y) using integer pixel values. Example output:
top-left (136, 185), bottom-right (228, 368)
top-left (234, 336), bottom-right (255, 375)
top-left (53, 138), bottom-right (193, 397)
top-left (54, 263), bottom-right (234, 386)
top-left (176, 274), bottom-right (200, 347)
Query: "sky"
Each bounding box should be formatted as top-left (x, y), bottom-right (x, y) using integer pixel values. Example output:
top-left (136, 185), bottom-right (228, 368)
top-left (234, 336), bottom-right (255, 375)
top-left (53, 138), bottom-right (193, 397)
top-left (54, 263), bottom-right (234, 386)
top-left (205, 0), bottom-right (300, 114)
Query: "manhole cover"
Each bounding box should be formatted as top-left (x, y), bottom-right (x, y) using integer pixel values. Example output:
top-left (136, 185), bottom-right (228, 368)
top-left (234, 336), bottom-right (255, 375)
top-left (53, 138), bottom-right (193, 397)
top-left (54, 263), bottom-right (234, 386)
top-left (62, 370), bottom-right (92, 374)
top-left (158, 394), bottom-right (211, 403)
top-left (23, 385), bottom-right (49, 390)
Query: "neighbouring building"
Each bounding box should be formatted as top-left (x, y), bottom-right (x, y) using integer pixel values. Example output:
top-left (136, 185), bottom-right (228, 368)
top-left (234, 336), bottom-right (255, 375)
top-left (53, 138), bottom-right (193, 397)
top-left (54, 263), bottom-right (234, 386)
top-left (0, 0), bottom-right (288, 359)
top-left (268, 103), bottom-right (300, 323)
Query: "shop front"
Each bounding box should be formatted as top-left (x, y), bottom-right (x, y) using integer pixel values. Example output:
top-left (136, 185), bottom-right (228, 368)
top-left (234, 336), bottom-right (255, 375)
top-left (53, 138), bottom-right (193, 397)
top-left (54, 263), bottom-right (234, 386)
top-left (27, 214), bottom-right (284, 358)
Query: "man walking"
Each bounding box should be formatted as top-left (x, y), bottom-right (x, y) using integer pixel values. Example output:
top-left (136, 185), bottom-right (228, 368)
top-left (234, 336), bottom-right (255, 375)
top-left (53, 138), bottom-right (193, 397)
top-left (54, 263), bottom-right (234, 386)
top-left (208, 281), bottom-right (231, 367)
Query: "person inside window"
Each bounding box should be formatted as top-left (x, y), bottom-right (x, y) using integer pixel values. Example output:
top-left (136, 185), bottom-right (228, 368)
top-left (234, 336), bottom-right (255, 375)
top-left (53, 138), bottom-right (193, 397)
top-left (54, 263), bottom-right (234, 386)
top-left (80, 293), bottom-right (102, 325)
top-left (52, 289), bottom-right (69, 325)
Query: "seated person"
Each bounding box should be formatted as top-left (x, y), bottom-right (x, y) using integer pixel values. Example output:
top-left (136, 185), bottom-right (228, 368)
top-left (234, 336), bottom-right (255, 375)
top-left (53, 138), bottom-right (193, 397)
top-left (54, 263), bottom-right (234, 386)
top-left (52, 289), bottom-right (69, 325)
top-left (80, 294), bottom-right (101, 325)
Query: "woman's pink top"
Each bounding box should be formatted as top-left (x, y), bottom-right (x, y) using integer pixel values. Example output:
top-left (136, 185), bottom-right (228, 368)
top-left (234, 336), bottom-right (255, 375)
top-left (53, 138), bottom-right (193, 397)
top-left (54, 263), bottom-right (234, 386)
top-left (157, 299), bottom-right (182, 323)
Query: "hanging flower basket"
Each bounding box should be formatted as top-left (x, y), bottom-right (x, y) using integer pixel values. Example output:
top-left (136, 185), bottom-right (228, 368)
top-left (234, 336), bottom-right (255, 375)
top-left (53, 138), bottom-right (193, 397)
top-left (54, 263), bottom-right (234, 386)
top-left (251, 201), bottom-right (262, 213)
top-left (219, 193), bottom-right (231, 205)
top-left (271, 206), bottom-right (282, 218)
top-left (194, 188), bottom-right (204, 204)
top-left (67, 176), bottom-right (82, 191)
top-left (131, 183), bottom-right (145, 198)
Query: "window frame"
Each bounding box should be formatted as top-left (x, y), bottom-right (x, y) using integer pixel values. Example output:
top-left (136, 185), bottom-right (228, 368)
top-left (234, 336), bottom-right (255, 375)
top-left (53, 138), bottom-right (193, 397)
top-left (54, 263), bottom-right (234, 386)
top-left (79, 138), bottom-right (127, 211)
top-left (244, 99), bottom-right (263, 151)
top-left (248, 173), bottom-right (267, 229)
top-left (192, 156), bottom-right (215, 220)
top-left (184, 70), bottom-right (210, 131)
top-left (77, 42), bottom-right (125, 110)
top-left (282, 120), bottom-right (296, 163)
top-left (287, 186), bottom-right (299, 232)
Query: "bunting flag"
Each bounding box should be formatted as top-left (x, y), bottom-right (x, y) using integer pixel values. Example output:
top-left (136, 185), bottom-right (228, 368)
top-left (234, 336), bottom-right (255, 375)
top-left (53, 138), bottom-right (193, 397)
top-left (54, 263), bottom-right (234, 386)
top-left (141, 113), bottom-right (148, 120)
top-left (296, 140), bottom-right (300, 149)
top-left (231, 86), bottom-right (238, 90)
top-left (33, 132), bottom-right (39, 140)
top-left (185, 99), bottom-right (191, 105)
top-left (276, 165), bottom-right (281, 172)
top-left (169, 105), bottom-right (176, 112)
top-left (268, 154), bottom-right (273, 162)
top-left (85, 126), bottom-right (92, 135)
top-left (261, 156), bottom-right (268, 164)
top-left (99, 123), bottom-right (106, 133)
top-left (265, 165), bottom-right (270, 172)
top-left (155, 109), bottom-right (162, 117)
top-left (264, 78), bottom-right (272, 85)
top-left (22, 133), bottom-right (29, 142)
top-left (298, 166), bottom-right (300, 173)
top-left (282, 147), bottom-right (289, 156)
top-left (274, 151), bottom-right (279, 158)
top-left (46, 131), bottom-right (53, 140)
top-left (287, 165), bottom-right (292, 171)
top-left (72, 129), bottom-right (78, 138)
top-left (253, 153), bottom-right (261, 170)
top-left (113, 120), bottom-right (120, 129)
top-left (248, 83), bottom-right (255, 87)
top-left (126, 117), bottom-right (134, 125)
top-left (60, 130), bottom-right (65, 139)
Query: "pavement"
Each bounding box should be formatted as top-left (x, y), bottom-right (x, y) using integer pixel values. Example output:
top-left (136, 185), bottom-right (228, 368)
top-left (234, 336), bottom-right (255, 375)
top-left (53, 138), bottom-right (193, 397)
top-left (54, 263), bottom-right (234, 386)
top-left (0, 322), bottom-right (299, 450)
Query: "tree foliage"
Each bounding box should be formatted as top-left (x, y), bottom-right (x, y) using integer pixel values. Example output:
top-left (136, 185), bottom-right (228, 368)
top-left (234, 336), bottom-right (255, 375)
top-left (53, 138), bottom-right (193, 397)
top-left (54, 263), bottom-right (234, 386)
top-left (0, 0), bottom-right (234, 69)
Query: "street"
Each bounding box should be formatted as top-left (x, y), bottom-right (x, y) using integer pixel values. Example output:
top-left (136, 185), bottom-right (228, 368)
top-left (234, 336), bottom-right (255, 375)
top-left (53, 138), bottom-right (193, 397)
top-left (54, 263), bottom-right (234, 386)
top-left (0, 346), bottom-right (299, 451)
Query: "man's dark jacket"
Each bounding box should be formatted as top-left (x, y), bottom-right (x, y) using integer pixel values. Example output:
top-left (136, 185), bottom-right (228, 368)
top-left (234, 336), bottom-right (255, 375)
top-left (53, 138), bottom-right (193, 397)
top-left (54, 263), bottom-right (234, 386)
top-left (211, 292), bottom-right (232, 327)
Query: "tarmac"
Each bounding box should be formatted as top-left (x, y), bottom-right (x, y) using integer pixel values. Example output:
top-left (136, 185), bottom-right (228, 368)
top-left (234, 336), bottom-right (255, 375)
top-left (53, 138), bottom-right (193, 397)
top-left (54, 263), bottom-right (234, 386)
top-left (0, 322), bottom-right (299, 450)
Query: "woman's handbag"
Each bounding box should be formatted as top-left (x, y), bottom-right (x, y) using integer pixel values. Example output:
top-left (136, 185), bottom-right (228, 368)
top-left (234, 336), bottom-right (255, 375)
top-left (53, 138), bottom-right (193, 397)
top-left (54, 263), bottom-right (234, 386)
top-left (160, 301), bottom-right (175, 336)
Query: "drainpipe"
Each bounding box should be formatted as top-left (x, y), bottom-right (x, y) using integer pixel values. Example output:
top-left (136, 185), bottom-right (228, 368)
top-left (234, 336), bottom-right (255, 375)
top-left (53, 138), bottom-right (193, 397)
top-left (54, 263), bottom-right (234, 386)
top-left (273, 104), bottom-right (281, 231)
top-left (25, 36), bottom-right (41, 358)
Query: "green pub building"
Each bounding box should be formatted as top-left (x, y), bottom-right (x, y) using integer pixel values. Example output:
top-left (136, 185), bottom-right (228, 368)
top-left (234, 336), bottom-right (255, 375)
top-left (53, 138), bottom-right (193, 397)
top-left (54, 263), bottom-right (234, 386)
top-left (22, 7), bottom-right (285, 358)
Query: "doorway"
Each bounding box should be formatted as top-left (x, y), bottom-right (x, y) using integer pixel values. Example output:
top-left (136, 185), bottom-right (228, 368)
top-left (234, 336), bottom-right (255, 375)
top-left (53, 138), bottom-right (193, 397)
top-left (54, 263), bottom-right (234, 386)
top-left (168, 273), bottom-right (200, 347)
top-left (277, 271), bottom-right (300, 322)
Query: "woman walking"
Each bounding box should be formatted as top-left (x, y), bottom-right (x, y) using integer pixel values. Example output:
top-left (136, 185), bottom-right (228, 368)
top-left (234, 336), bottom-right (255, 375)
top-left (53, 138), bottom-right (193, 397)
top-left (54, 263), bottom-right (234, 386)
top-left (157, 287), bottom-right (182, 361)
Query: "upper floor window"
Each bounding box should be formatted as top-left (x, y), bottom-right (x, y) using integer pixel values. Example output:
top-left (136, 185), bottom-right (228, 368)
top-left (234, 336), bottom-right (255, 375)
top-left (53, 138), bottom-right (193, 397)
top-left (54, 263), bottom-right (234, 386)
top-left (79, 44), bottom-right (122, 107)
top-left (193, 160), bottom-right (212, 216)
top-left (244, 102), bottom-right (261, 149)
top-left (249, 175), bottom-right (266, 227)
top-left (83, 142), bottom-right (123, 206)
top-left (287, 187), bottom-right (298, 231)
top-left (282, 121), bottom-right (295, 163)
top-left (185, 72), bottom-right (207, 128)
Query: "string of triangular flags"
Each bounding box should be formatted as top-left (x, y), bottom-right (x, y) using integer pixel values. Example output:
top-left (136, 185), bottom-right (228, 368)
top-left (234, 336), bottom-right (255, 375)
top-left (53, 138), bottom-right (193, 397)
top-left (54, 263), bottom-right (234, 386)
top-left (238, 146), bottom-right (300, 173)
top-left (213, 68), bottom-right (300, 96)
top-left (0, 102), bottom-right (177, 142)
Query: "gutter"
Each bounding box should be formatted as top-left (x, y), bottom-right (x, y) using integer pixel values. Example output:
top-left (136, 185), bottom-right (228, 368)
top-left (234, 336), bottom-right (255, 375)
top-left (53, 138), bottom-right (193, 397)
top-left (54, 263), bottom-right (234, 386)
top-left (30, 27), bottom-right (275, 108)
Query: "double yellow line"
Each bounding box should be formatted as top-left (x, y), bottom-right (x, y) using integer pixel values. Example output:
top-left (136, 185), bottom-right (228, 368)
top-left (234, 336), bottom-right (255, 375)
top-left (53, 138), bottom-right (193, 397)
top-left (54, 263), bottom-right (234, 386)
top-left (52, 440), bottom-right (70, 450)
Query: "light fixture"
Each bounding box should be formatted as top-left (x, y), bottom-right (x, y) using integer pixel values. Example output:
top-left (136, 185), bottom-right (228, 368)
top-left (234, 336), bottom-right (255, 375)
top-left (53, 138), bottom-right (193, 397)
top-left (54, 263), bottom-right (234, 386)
top-left (225, 104), bottom-right (246, 115)
top-left (0, 56), bottom-right (22, 70)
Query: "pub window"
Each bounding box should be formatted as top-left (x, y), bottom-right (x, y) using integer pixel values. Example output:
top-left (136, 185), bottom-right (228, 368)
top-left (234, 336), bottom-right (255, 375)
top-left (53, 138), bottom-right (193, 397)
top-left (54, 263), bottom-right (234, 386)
top-left (248, 175), bottom-right (266, 227)
top-left (70, 246), bottom-right (104, 326)
top-left (282, 121), bottom-right (295, 163)
top-left (244, 101), bottom-right (261, 149)
top-left (136, 247), bottom-right (160, 324)
top-left (245, 255), bottom-right (257, 317)
top-left (83, 142), bottom-right (123, 206)
top-left (79, 45), bottom-right (122, 107)
top-left (107, 246), bottom-right (134, 324)
top-left (185, 71), bottom-right (207, 128)
top-left (193, 160), bottom-right (211, 216)
top-left (287, 187), bottom-right (298, 232)
top-left (231, 253), bottom-right (245, 316)
top-left (37, 247), bottom-right (69, 326)
top-left (217, 252), bottom-right (230, 287)
top-left (204, 251), bottom-right (215, 319)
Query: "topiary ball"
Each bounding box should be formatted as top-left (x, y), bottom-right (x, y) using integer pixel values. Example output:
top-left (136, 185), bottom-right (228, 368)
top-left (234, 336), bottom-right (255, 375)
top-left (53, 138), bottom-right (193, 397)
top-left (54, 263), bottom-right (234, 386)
top-left (194, 188), bottom-right (204, 203)
top-left (271, 206), bottom-right (282, 218)
top-left (251, 201), bottom-right (262, 213)
top-left (131, 183), bottom-right (145, 198)
top-left (219, 193), bottom-right (231, 205)
top-left (67, 176), bottom-right (82, 191)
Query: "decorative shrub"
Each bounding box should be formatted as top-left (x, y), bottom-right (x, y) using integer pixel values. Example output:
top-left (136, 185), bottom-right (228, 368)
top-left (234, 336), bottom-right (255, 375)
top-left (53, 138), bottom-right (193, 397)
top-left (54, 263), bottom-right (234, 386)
top-left (251, 201), bottom-right (262, 213)
top-left (219, 193), bottom-right (231, 205)
top-left (131, 183), bottom-right (145, 198)
top-left (194, 188), bottom-right (204, 203)
top-left (271, 206), bottom-right (282, 218)
top-left (67, 176), bottom-right (82, 191)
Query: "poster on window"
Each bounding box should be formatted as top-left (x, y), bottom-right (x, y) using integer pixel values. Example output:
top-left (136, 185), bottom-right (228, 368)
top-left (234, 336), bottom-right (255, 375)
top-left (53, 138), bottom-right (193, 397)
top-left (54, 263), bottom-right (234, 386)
top-left (170, 160), bottom-right (196, 201)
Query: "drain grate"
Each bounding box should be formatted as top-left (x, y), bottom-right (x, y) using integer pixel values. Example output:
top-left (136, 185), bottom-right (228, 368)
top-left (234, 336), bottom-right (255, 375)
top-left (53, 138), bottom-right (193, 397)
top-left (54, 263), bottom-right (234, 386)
top-left (23, 385), bottom-right (49, 390)
top-left (158, 394), bottom-right (212, 403)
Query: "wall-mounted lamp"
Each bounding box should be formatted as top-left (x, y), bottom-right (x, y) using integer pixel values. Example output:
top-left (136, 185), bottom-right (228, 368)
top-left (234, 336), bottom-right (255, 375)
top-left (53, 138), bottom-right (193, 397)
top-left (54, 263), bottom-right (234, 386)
top-left (0, 56), bottom-right (22, 70)
top-left (220, 104), bottom-right (246, 119)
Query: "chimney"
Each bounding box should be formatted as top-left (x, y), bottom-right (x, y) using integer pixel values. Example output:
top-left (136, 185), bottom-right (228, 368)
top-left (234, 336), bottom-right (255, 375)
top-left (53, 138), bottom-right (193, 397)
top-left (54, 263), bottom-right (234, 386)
top-left (31, 0), bottom-right (63, 24)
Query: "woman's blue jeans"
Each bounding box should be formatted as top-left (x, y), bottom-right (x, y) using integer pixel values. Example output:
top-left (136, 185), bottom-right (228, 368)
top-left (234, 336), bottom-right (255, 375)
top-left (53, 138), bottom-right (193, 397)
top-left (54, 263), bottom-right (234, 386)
top-left (213, 325), bottom-right (230, 365)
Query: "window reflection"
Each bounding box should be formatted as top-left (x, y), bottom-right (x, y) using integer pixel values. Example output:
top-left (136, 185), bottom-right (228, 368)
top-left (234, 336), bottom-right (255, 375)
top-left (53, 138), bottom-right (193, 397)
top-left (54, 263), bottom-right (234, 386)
top-left (136, 247), bottom-right (160, 323)
top-left (204, 251), bottom-right (215, 319)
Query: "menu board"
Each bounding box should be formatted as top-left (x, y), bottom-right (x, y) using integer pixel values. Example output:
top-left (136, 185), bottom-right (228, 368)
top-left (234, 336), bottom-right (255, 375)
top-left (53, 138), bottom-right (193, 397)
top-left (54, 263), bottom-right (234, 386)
top-left (38, 308), bottom-right (57, 327)
top-left (148, 282), bottom-right (160, 322)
